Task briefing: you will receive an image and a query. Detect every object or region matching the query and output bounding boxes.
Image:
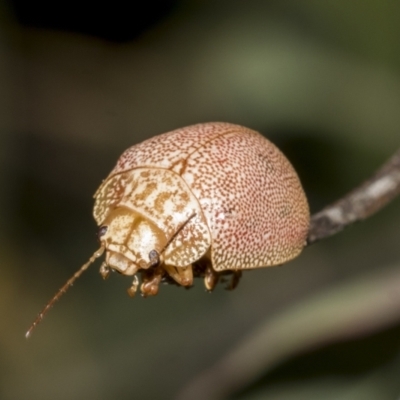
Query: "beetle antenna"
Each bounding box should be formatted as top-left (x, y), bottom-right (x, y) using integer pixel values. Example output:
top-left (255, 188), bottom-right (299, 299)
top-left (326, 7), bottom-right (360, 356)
top-left (25, 246), bottom-right (105, 339)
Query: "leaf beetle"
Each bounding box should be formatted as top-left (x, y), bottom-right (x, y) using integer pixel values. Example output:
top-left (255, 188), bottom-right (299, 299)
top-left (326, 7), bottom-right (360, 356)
top-left (26, 122), bottom-right (309, 337)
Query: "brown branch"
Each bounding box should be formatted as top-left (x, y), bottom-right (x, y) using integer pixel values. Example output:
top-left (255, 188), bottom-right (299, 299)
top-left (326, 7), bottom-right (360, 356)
top-left (307, 148), bottom-right (400, 245)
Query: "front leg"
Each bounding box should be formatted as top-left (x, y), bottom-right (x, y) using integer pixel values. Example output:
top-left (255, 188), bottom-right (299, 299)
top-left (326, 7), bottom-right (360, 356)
top-left (127, 275), bottom-right (139, 297)
top-left (140, 269), bottom-right (162, 297)
top-left (99, 262), bottom-right (111, 280)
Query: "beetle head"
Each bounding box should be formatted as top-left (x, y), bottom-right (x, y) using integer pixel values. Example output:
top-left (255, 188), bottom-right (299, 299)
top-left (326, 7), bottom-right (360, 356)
top-left (97, 206), bottom-right (166, 276)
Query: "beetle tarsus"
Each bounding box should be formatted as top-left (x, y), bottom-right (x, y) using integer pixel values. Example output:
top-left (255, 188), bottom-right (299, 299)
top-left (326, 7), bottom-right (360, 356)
top-left (140, 269), bottom-right (162, 297)
top-left (204, 265), bottom-right (219, 292)
top-left (225, 270), bottom-right (242, 291)
top-left (99, 262), bottom-right (111, 280)
top-left (127, 275), bottom-right (139, 297)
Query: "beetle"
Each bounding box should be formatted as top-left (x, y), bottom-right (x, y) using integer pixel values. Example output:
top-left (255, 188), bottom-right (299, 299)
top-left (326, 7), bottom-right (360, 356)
top-left (26, 122), bottom-right (309, 337)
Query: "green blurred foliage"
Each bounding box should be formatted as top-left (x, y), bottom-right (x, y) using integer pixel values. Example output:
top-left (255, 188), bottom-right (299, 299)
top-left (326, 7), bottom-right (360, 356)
top-left (1, 1), bottom-right (400, 399)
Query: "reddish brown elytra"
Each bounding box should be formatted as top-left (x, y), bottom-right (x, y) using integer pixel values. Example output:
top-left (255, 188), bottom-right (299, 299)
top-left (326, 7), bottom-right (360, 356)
top-left (26, 122), bottom-right (309, 337)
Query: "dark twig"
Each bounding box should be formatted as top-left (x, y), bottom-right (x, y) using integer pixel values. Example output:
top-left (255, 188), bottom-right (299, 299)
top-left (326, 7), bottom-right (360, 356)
top-left (307, 148), bottom-right (400, 245)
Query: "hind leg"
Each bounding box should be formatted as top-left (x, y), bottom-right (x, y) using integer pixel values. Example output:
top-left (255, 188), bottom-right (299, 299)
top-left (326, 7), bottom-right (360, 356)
top-left (225, 270), bottom-right (242, 290)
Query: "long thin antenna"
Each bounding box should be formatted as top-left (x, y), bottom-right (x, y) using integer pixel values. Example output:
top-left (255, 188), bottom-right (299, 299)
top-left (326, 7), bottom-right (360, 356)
top-left (25, 246), bottom-right (105, 338)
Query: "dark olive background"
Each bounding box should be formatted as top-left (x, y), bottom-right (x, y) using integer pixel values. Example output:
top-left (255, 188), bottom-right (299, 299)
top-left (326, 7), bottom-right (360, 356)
top-left (1, 1), bottom-right (400, 399)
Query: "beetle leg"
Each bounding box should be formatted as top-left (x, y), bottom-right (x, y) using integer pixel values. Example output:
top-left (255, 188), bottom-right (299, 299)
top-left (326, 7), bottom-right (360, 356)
top-left (204, 265), bottom-right (219, 292)
top-left (163, 264), bottom-right (193, 287)
top-left (127, 275), bottom-right (139, 297)
top-left (140, 269), bottom-right (162, 297)
top-left (99, 262), bottom-right (111, 280)
top-left (225, 270), bottom-right (242, 291)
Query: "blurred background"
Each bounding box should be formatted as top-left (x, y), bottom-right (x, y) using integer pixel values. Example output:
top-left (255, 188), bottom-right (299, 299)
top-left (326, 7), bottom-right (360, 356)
top-left (1, 0), bottom-right (400, 399)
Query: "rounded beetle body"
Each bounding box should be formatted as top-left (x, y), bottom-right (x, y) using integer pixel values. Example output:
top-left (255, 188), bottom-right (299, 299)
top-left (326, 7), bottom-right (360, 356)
top-left (93, 122), bottom-right (310, 296)
top-left (25, 122), bottom-right (310, 337)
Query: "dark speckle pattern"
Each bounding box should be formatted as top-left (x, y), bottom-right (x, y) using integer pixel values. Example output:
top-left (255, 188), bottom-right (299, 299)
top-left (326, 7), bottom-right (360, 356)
top-left (97, 122), bottom-right (310, 271)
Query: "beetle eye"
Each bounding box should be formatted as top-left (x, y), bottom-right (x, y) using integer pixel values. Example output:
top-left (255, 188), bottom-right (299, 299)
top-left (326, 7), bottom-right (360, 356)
top-left (98, 225), bottom-right (108, 240)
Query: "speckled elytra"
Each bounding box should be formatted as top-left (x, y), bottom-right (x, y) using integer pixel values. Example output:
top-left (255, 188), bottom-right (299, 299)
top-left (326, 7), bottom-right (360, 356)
top-left (26, 122), bottom-right (309, 337)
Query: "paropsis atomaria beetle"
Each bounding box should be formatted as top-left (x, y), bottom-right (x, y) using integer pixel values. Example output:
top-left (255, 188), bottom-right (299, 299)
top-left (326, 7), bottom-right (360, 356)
top-left (26, 122), bottom-right (309, 337)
